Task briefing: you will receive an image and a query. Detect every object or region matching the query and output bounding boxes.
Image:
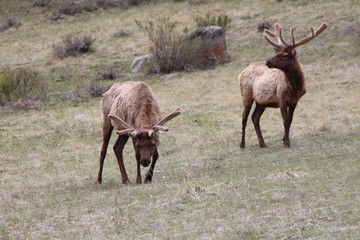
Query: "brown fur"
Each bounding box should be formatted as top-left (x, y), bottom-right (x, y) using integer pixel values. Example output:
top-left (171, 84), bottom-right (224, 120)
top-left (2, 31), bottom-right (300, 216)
top-left (97, 81), bottom-right (162, 184)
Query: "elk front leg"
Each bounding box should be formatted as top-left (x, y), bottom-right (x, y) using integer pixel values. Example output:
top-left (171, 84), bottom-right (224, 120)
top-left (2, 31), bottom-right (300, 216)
top-left (96, 124), bottom-right (113, 184)
top-left (281, 104), bottom-right (296, 148)
top-left (240, 100), bottom-right (253, 148)
top-left (145, 147), bottom-right (158, 183)
top-left (114, 135), bottom-right (131, 184)
top-left (252, 104), bottom-right (267, 148)
top-left (132, 139), bottom-right (142, 184)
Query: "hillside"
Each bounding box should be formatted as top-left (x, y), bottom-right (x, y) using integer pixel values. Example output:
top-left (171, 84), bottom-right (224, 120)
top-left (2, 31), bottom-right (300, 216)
top-left (1, 0), bottom-right (360, 239)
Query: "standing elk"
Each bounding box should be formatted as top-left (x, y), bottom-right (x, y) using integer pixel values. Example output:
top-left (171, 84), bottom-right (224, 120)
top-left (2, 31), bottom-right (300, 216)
top-left (238, 22), bottom-right (328, 148)
top-left (96, 81), bottom-right (181, 184)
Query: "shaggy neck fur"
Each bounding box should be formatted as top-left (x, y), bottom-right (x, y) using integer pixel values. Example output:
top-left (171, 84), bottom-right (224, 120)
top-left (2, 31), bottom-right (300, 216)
top-left (283, 60), bottom-right (305, 97)
top-left (136, 99), bottom-right (160, 130)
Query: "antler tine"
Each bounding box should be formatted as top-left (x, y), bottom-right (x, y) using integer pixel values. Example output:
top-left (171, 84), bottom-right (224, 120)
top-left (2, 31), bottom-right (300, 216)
top-left (293, 22), bottom-right (328, 48)
top-left (108, 113), bottom-right (135, 130)
top-left (278, 27), bottom-right (292, 47)
top-left (155, 108), bottom-right (181, 127)
top-left (264, 23), bottom-right (286, 48)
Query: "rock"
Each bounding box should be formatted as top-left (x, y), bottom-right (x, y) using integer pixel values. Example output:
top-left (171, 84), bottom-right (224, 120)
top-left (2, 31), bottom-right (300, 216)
top-left (185, 26), bottom-right (227, 68)
top-left (130, 54), bottom-right (154, 72)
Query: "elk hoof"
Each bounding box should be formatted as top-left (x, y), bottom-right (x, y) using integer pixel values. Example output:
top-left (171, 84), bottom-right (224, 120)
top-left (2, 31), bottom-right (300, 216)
top-left (122, 179), bottom-right (131, 184)
top-left (96, 178), bottom-right (102, 184)
top-left (259, 143), bottom-right (267, 148)
top-left (240, 143), bottom-right (245, 148)
top-left (144, 174), bottom-right (152, 183)
top-left (283, 140), bottom-right (291, 148)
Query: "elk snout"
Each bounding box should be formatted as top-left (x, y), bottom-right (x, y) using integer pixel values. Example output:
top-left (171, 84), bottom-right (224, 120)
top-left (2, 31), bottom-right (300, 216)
top-left (266, 60), bottom-right (274, 68)
top-left (140, 158), bottom-right (151, 167)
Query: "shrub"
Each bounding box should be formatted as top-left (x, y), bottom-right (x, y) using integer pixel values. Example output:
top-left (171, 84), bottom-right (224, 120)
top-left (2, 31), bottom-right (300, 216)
top-left (136, 18), bottom-right (196, 73)
top-left (0, 66), bottom-right (47, 105)
top-left (257, 21), bottom-right (272, 32)
top-left (87, 81), bottom-right (112, 97)
top-left (53, 34), bottom-right (95, 59)
top-left (0, 18), bottom-right (21, 32)
top-left (113, 29), bottom-right (131, 38)
top-left (193, 14), bottom-right (232, 31)
top-left (96, 67), bottom-right (119, 80)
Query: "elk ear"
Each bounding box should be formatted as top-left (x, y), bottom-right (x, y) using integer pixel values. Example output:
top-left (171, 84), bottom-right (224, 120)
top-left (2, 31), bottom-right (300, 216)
top-left (290, 48), bottom-right (296, 56)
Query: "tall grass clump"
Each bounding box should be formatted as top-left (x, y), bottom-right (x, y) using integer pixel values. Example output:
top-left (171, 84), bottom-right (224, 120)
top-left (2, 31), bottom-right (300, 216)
top-left (193, 14), bottom-right (232, 31)
top-left (136, 18), bottom-right (196, 73)
top-left (0, 66), bottom-right (47, 105)
top-left (53, 34), bottom-right (95, 59)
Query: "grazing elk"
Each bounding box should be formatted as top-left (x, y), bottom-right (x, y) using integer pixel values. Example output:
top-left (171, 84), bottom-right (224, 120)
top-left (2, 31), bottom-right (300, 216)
top-left (96, 81), bottom-right (181, 184)
top-left (238, 22), bottom-right (328, 148)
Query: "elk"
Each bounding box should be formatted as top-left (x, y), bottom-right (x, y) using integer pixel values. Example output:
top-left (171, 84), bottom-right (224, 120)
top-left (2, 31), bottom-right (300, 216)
top-left (96, 81), bottom-right (181, 184)
top-left (238, 22), bottom-right (328, 148)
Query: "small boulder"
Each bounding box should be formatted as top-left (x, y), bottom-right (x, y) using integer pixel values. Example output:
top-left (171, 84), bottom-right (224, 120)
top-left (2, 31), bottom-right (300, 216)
top-left (130, 54), bottom-right (154, 73)
top-left (185, 26), bottom-right (227, 68)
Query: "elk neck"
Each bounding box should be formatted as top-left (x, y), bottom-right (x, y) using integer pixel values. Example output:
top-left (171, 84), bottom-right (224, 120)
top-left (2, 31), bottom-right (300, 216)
top-left (135, 99), bottom-right (160, 130)
top-left (283, 60), bottom-right (306, 96)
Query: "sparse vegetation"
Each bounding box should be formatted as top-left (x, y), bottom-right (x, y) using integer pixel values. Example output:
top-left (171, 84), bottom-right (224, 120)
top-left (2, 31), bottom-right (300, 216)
top-left (0, 18), bottom-right (21, 32)
top-left (53, 34), bottom-right (95, 59)
top-left (136, 17), bottom-right (196, 73)
top-left (87, 81), bottom-right (113, 97)
top-left (193, 14), bottom-right (232, 31)
top-left (0, 66), bottom-right (47, 105)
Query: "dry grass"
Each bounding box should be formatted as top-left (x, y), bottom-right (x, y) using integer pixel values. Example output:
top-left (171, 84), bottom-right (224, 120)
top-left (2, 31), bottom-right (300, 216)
top-left (0, 0), bottom-right (360, 239)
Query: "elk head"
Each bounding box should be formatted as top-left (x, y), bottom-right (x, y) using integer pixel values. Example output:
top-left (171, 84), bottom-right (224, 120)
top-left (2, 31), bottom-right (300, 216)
top-left (264, 22), bottom-right (328, 71)
top-left (108, 108), bottom-right (181, 167)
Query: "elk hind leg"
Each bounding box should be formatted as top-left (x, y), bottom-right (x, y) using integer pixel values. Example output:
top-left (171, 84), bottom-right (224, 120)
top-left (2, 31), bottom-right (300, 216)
top-left (240, 100), bottom-right (253, 148)
top-left (97, 124), bottom-right (113, 184)
top-left (252, 104), bottom-right (267, 148)
top-left (281, 104), bottom-right (296, 148)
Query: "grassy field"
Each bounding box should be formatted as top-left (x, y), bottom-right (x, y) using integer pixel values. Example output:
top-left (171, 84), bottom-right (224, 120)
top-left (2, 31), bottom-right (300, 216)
top-left (1, 0), bottom-right (360, 239)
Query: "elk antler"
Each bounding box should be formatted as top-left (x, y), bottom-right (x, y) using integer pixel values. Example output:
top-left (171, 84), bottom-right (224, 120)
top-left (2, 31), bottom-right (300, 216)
top-left (108, 113), bottom-right (138, 136)
top-left (292, 22), bottom-right (328, 48)
top-left (152, 108), bottom-right (181, 132)
top-left (264, 23), bottom-right (285, 48)
top-left (264, 22), bottom-right (328, 49)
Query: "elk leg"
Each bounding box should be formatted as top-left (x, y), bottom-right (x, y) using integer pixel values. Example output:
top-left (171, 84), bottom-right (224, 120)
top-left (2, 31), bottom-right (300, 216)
top-left (252, 104), bottom-right (267, 148)
top-left (132, 139), bottom-right (142, 184)
top-left (145, 147), bottom-right (158, 183)
top-left (114, 135), bottom-right (130, 184)
top-left (281, 104), bottom-right (296, 148)
top-left (240, 100), bottom-right (253, 148)
top-left (96, 124), bottom-right (113, 184)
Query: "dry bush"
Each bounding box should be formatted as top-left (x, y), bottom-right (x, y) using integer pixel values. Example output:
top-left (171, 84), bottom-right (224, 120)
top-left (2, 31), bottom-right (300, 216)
top-left (96, 67), bottom-right (119, 80)
top-left (87, 81), bottom-right (112, 97)
top-left (136, 18), bottom-right (198, 73)
top-left (257, 21), bottom-right (272, 32)
top-left (0, 66), bottom-right (47, 105)
top-left (0, 18), bottom-right (21, 32)
top-left (53, 34), bottom-right (95, 59)
top-left (113, 29), bottom-right (132, 38)
top-left (32, 0), bottom-right (49, 7)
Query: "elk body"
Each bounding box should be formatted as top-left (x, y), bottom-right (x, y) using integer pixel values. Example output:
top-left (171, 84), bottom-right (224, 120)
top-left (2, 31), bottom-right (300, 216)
top-left (238, 23), bottom-right (328, 148)
top-left (96, 81), bottom-right (180, 184)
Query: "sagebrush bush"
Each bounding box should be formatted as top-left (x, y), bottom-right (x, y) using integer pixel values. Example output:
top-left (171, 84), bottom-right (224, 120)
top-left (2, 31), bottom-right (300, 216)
top-left (0, 18), bottom-right (21, 32)
top-left (87, 81), bottom-right (112, 97)
top-left (0, 66), bottom-right (47, 104)
top-left (53, 34), bottom-right (95, 59)
top-left (136, 18), bottom-right (197, 73)
top-left (96, 67), bottom-right (119, 80)
top-left (193, 14), bottom-right (232, 31)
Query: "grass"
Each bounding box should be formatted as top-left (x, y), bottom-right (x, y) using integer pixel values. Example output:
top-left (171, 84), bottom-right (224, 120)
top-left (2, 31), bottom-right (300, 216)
top-left (1, 0), bottom-right (360, 239)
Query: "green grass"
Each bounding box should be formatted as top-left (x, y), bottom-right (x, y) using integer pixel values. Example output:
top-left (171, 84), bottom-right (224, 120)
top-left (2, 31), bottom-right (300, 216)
top-left (1, 0), bottom-right (360, 239)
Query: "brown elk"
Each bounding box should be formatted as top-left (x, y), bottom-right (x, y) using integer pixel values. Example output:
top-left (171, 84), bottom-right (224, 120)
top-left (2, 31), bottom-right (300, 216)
top-left (96, 81), bottom-right (181, 184)
top-left (238, 22), bottom-right (328, 148)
